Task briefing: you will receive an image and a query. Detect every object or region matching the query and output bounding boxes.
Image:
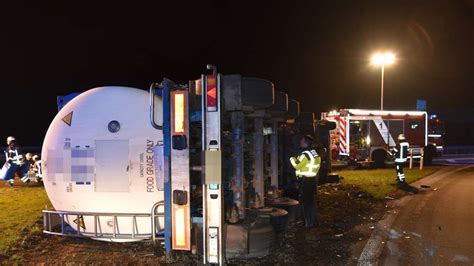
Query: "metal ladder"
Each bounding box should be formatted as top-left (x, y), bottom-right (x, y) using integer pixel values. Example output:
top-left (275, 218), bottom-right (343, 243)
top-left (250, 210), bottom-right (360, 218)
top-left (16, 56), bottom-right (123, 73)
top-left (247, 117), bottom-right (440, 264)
top-left (43, 201), bottom-right (165, 242)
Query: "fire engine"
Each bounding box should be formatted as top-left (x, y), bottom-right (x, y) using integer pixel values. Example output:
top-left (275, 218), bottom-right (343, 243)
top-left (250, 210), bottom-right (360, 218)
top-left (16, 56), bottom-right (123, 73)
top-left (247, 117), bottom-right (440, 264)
top-left (321, 109), bottom-right (428, 163)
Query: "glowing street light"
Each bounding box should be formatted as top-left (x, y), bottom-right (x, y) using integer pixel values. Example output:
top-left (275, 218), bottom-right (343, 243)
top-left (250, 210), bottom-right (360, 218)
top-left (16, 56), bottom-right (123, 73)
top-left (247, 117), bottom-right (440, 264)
top-left (371, 52), bottom-right (396, 110)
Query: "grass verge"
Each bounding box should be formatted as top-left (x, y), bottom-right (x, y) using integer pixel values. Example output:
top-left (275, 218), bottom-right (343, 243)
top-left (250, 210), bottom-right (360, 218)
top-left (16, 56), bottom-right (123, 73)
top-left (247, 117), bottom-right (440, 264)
top-left (0, 182), bottom-right (50, 256)
top-left (338, 165), bottom-right (444, 199)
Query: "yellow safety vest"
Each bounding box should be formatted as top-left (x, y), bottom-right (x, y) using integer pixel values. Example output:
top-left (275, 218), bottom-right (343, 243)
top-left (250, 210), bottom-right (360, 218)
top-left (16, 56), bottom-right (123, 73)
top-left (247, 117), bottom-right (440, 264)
top-left (290, 149), bottom-right (321, 178)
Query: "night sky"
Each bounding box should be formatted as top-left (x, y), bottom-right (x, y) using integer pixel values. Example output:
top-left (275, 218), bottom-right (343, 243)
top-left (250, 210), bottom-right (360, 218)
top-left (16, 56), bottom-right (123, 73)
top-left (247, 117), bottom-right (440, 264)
top-left (2, 0), bottom-right (473, 146)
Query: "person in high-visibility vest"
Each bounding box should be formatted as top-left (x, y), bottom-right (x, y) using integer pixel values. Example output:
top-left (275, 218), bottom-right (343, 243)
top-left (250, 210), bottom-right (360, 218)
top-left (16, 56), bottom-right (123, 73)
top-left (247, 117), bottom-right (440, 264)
top-left (290, 135), bottom-right (321, 227)
top-left (2, 136), bottom-right (30, 186)
top-left (389, 134), bottom-right (409, 185)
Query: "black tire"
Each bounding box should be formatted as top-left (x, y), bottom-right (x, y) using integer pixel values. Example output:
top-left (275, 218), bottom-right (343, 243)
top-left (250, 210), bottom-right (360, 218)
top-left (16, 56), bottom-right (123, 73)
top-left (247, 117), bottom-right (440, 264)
top-left (248, 222), bottom-right (275, 257)
top-left (225, 224), bottom-right (249, 258)
top-left (258, 207), bottom-right (289, 234)
top-left (265, 198), bottom-right (300, 222)
top-left (222, 74), bottom-right (243, 112)
top-left (267, 91), bottom-right (288, 115)
top-left (297, 113), bottom-right (316, 134)
top-left (296, 112), bottom-right (315, 125)
top-left (371, 149), bottom-right (387, 168)
top-left (270, 213), bottom-right (289, 234)
top-left (286, 99), bottom-right (300, 119)
top-left (317, 119), bottom-right (336, 130)
top-left (241, 77), bottom-right (274, 109)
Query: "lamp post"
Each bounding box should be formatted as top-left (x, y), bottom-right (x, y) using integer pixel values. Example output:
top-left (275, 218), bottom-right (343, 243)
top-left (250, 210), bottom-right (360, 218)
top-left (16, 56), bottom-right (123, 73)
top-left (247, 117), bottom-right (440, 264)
top-left (371, 52), bottom-right (395, 110)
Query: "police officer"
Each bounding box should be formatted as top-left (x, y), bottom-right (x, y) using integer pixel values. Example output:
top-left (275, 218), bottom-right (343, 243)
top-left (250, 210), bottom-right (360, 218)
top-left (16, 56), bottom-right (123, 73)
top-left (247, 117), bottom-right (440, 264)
top-left (390, 134), bottom-right (409, 185)
top-left (289, 135), bottom-right (321, 227)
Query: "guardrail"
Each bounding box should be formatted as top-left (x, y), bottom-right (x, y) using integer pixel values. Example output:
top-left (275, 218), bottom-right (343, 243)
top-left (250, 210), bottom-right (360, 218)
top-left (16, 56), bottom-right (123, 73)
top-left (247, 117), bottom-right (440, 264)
top-left (409, 148), bottom-right (424, 169)
top-left (444, 146), bottom-right (474, 154)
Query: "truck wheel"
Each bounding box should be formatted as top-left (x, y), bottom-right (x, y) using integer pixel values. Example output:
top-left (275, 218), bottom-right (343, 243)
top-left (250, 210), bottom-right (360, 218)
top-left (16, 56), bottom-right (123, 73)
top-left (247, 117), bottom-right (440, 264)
top-left (267, 91), bottom-right (288, 115)
top-left (241, 77), bottom-right (274, 109)
top-left (296, 112), bottom-right (316, 135)
top-left (371, 149), bottom-right (387, 168)
top-left (296, 112), bottom-right (315, 125)
top-left (286, 99), bottom-right (300, 119)
top-left (265, 197), bottom-right (300, 222)
top-left (225, 224), bottom-right (249, 258)
top-left (258, 207), bottom-right (289, 234)
top-left (260, 207), bottom-right (289, 234)
top-left (248, 222), bottom-right (275, 257)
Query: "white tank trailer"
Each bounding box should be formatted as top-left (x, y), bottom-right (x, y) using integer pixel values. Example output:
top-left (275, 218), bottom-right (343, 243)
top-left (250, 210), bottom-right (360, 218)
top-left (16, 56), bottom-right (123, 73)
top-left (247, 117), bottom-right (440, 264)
top-left (41, 76), bottom-right (311, 259)
top-left (42, 86), bottom-right (164, 242)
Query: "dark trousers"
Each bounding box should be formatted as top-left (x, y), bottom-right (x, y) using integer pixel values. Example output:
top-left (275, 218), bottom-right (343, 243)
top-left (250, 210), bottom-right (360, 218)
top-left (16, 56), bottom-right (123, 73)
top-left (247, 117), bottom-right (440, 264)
top-left (395, 162), bottom-right (405, 182)
top-left (298, 176), bottom-right (317, 227)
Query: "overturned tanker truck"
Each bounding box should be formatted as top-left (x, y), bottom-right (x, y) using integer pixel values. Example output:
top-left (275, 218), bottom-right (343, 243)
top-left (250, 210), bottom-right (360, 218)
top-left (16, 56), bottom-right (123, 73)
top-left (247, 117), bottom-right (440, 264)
top-left (41, 66), bottom-right (335, 264)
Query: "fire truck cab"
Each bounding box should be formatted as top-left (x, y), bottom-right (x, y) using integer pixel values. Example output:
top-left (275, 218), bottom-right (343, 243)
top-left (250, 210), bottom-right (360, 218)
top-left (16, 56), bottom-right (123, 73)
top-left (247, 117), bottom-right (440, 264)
top-left (321, 109), bottom-right (428, 164)
top-left (427, 114), bottom-right (445, 156)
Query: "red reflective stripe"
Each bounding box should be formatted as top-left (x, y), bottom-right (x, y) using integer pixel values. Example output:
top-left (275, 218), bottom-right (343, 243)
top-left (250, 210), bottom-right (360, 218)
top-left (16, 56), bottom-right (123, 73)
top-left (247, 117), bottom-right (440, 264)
top-left (206, 75), bottom-right (217, 110)
top-left (337, 115), bottom-right (347, 153)
top-left (340, 141), bottom-right (346, 149)
top-left (207, 87), bottom-right (216, 99)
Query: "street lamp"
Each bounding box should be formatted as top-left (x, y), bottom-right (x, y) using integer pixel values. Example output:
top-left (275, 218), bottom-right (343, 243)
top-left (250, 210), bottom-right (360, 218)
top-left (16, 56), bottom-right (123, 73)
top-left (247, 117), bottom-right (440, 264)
top-left (371, 52), bottom-right (395, 110)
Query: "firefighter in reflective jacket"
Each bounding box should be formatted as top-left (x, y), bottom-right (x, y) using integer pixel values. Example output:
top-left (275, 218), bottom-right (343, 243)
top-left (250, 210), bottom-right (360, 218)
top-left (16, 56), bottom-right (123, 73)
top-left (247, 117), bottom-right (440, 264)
top-left (388, 134), bottom-right (409, 185)
top-left (2, 136), bottom-right (30, 186)
top-left (290, 135), bottom-right (321, 227)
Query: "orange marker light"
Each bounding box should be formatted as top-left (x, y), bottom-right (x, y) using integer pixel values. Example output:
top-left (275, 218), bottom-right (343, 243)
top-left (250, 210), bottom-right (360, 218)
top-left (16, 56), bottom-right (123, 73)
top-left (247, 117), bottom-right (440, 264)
top-left (171, 91), bottom-right (188, 135)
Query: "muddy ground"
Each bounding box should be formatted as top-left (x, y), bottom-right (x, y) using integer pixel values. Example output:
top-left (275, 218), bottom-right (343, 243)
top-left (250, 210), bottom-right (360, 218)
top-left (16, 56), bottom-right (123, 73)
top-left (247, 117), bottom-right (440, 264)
top-left (1, 183), bottom-right (402, 265)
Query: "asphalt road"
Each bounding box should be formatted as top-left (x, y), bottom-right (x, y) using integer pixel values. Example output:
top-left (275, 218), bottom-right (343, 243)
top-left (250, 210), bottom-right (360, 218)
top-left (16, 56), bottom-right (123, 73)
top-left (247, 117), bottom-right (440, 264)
top-left (433, 154), bottom-right (474, 165)
top-left (379, 165), bottom-right (474, 265)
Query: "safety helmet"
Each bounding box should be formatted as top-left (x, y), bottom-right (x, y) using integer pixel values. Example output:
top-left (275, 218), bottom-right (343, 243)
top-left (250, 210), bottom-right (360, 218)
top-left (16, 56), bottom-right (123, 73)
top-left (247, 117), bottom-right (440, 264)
top-left (397, 134), bottom-right (406, 141)
top-left (7, 136), bottom-right (16, 144)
